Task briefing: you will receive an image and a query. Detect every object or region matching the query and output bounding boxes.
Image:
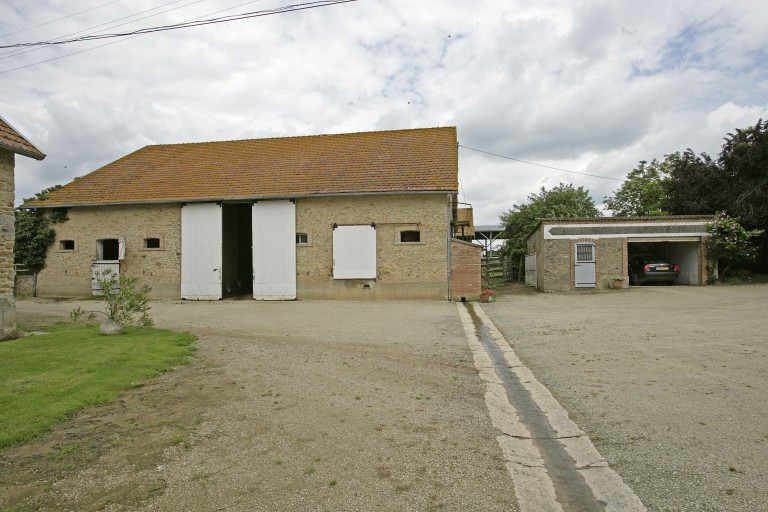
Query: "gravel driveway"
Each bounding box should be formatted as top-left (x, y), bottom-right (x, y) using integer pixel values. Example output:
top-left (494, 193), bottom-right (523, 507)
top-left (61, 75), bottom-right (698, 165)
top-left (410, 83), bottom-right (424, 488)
top-left (482, 284), bottom-right (768, 512)
top-left (5, 299), bottom-right (519, 511)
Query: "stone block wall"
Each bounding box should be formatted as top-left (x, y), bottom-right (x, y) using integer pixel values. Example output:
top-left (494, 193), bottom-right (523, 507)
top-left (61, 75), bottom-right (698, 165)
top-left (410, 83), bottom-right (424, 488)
top-left (450, 238), bottom-right (481, 300)
top-left (36, 193), bottom-right (453, 300)
top-left (14, 274), bottom-right (35, 297)
top-left (296, 193), bottom-right (451, 300)
top-left (0, 150), bottom-right (16, 331)
top-left (36, 204), bottom-right (181, 298)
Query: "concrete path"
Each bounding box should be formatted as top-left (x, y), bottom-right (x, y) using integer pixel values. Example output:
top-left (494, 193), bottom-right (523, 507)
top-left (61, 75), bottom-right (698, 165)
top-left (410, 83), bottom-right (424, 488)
top-left (458, 302), bottom-right (645, 511)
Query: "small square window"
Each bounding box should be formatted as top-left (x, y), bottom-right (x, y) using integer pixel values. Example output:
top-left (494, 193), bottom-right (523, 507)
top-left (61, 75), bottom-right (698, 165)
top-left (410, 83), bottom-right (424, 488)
top-left (144, 237), bottom-right (161, 249)
top-left (59, 240), bottom-right (75, 250)
top-left (296, 233), bottom-right (309, 245)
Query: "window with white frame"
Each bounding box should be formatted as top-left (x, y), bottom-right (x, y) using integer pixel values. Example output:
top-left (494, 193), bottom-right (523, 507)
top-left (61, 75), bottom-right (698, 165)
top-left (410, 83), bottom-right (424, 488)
top-left (96, 238), bottom-right (125, 260)
top-left (332, 224), bottom-right (376, 279)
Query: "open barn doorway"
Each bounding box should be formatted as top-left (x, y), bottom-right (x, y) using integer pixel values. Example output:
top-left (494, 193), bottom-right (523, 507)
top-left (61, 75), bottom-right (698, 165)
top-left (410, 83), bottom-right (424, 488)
top-left (222, 203), bottom-right (253, 297)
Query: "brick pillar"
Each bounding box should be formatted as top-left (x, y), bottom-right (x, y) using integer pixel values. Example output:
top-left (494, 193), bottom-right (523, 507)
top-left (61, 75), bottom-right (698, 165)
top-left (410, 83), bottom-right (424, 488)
top-left (450, 238), bottom-right (482, 300)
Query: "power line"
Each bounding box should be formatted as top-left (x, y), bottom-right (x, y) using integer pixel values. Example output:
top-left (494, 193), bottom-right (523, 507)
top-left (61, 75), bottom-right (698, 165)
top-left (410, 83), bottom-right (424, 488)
top-left (0, 0), bottom-right (359, 49)
top-left (0, 0), bottom-right (202, 61)
top-left (458, 144), bottom-right (626, 182)
top-left (0, 0), bottom-right (122, 38)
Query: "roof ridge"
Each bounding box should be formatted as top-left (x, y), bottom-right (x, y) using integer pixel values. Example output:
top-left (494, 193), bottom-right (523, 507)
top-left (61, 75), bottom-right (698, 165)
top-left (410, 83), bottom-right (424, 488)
top-left (143, 126), bottom-right (457, 150)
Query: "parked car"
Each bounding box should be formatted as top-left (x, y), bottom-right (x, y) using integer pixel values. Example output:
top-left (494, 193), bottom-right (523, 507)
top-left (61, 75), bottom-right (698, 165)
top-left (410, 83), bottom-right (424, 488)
top-left (629, 257), bottom-right (680, 285)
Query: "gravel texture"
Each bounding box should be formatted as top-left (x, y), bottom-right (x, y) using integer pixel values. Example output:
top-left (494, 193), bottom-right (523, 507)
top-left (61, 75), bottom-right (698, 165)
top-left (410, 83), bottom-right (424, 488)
top-left (482, 284), bottom-right (768, 512)
top-left (4, 299), bottom-right (519, 511)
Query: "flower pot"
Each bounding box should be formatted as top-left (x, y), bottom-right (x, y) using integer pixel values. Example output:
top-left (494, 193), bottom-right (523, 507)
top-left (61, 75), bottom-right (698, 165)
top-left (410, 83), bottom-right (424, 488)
top-left (611, 281), bottom-right (624, 289)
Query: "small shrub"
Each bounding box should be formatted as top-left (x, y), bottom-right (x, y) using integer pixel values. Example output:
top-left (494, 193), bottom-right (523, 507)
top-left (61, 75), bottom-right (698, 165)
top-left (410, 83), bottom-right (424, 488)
top-left (94, 270), bottom-right (153, 326)
top-left (69, 306), bottom-right (97, 324)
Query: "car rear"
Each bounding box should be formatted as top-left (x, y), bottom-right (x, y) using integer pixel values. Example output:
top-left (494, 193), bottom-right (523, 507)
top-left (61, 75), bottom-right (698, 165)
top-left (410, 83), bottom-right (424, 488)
top-left (634, 260), bottom-right (680, 285)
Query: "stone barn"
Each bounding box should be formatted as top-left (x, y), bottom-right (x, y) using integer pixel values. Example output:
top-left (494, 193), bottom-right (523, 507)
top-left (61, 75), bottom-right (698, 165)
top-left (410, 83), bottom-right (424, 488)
top-left (25, 127), bottom-right (481, 301)
top-left (526, 216), bottom-right (712, 291)
top-left (0, 115), bottom-right (46, 332)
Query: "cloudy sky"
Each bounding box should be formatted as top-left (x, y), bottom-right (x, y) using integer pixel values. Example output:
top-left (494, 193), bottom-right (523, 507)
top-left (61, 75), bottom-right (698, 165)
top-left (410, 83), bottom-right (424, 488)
top-left (2, 0), bottom-right (767, 225)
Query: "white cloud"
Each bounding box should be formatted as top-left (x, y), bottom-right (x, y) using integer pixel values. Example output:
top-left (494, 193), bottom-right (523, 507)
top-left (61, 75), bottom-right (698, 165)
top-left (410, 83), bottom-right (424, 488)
top-left (2, 0), bottom-right (768, 223)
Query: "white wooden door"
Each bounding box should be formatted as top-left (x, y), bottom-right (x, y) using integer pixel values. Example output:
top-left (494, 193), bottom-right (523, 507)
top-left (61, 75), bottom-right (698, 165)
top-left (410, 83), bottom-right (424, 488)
top-left (91, 260), bottom-right (120, 295)
top-left (181, 203), bottom-right (222, 300)
top-left (252, 200), bottom-right (296, 300)
top-left (574, 243), bottom-right (596, 288)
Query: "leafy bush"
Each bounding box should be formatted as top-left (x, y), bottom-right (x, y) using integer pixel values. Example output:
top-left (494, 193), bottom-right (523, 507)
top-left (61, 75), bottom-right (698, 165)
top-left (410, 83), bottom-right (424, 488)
top-left (706, 212), bottom-right (764, 280)
top-left (94, 270), bottom-right (153, 326)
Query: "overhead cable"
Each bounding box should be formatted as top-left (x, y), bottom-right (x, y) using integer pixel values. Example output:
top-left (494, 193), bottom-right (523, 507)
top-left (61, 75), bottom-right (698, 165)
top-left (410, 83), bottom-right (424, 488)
top-left (458, 144), bottom-right (626, 182)
top-left (0, 0), bottom-right (359, 49)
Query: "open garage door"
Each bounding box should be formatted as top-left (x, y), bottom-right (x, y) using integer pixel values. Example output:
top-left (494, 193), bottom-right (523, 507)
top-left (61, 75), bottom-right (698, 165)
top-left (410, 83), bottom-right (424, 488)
top-left (628, 238), bottom-right (702, 285)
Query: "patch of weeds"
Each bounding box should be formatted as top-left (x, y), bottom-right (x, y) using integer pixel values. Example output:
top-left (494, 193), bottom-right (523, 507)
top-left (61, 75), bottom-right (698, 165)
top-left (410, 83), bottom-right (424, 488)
top-left (725, 489), bottom-right (735, 495)
top-left (329, 479), bottom-right (337, 487)
top-left (355, 395), bottom-right (361, 400)
top-left (274, 459), bottom-right (283, 465)
top-left (45, 442), bottom-right (82, 461)
top-left (171, 435), bottom-right (191, 449)
top-left (304, 466), bottom-right (316, 475)
top-left (376, 467), bottom-right (391, 479)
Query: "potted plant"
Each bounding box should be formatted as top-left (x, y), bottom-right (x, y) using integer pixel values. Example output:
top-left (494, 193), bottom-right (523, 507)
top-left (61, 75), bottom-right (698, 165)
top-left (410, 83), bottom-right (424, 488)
top-left (610, 276), bottom-right (626, 289)
top-left (479, 289), bottom-right (495, 302)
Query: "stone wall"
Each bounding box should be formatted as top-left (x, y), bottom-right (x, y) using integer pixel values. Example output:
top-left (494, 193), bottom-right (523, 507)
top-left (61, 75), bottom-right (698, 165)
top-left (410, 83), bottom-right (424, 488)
top-left (296, 194), bottom-right (451, 300)
top-left (14, 274), bottom-right (35, 297)
top-left (450, 238), bottom-right (481, 300)
top-left (0, 150), bottom-right (16, 331)
top-left (36, 193), bottom-right (453, 300)
top-left (36, 204), bottom-right (181, 298)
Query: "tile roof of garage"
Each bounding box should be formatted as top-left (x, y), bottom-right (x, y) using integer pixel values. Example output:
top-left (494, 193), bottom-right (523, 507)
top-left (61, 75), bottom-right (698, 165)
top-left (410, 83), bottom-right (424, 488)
top-left (25, 127), bottom-right (458, 207)
top-left (0, 115), bottom-right (46, 160)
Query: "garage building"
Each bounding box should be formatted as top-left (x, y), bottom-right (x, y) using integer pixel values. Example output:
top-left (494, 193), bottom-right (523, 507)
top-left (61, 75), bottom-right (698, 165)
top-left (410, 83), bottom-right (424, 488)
top-left (526, 216), bottom-right (712, 291)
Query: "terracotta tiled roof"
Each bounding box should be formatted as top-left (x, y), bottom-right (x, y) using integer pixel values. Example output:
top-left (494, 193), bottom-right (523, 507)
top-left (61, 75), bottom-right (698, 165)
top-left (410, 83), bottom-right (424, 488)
top-left (0, 115), bottom-right (46, 160)
top-left (26, 127), bottom-right (458, 207)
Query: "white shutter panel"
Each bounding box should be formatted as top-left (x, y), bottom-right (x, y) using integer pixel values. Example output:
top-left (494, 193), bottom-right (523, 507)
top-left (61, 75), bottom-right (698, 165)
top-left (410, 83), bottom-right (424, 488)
top-left (333, 225), bottom-right (376, 279)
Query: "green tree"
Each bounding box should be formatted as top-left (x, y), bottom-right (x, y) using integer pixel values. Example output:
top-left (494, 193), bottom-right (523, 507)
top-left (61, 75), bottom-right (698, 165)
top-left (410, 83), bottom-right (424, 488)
top-left (604, 156), bottom-right (676, 216)
top-left (14, 186), bottom-right (65, 275)
top-left (664, 149), bottom-right (728, 216)
top-left (663, 120), bottom-right (768, 269)
top-left (500, 183), bottom-right (601, 280)
top-left (705, 212), bottom-right (764, 279)
top-left (718, 120), bottom-right (768, 231)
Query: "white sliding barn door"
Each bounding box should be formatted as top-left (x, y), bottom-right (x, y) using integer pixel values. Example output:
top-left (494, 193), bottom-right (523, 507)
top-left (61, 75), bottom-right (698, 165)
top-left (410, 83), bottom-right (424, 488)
top-left (181, 203), bottom-right (222, 300)
top-left (252, 200), bottom-right (296, 300)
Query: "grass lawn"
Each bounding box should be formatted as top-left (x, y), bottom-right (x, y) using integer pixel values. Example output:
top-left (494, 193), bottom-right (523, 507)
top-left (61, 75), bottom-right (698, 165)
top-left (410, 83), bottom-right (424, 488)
top-left (0, 324), bottom-right (196, 448)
